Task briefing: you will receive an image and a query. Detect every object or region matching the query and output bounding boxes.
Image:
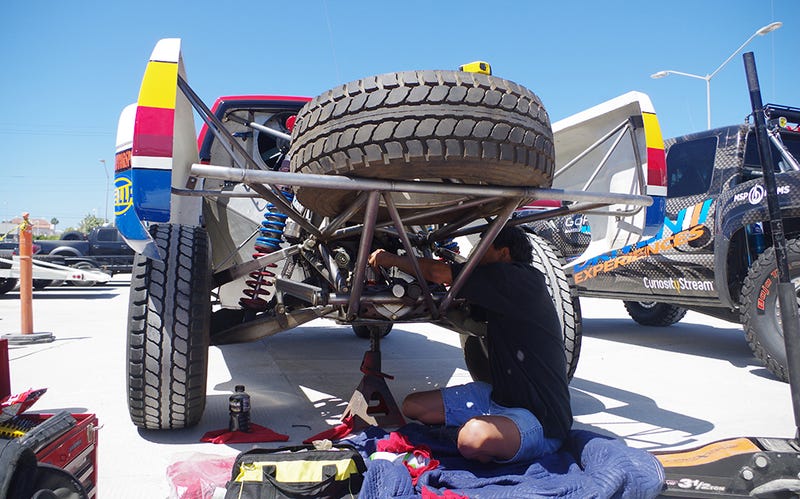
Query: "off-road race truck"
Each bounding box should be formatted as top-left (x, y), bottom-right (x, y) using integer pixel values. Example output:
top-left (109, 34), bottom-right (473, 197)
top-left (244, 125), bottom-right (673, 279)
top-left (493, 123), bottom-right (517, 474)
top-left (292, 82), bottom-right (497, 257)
top-left (528, 103), bottom-right (800, 382)
top-left (114, 39), bottom-right (663, 430)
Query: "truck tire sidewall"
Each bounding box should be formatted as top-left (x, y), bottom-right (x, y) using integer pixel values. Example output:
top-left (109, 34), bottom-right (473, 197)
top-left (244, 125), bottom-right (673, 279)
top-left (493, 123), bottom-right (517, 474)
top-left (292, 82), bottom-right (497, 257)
top-left (460, 232), bottom-right (582, 382)
top-left (623, 301), bottom-right (688, 327)
top-left (740, 241), bottom-right (799, 382)
top-left (289, 70), bottom-right (554, 223)
top-left (0, 278), bottom-right (17, 295)
top-left (126, 224), bottom-right (211, 429)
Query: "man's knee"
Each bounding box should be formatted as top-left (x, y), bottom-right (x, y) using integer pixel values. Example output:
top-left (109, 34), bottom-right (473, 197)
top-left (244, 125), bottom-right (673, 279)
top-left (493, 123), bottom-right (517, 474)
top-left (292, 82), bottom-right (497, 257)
top-left (457, 416), bottom-right (519, 463)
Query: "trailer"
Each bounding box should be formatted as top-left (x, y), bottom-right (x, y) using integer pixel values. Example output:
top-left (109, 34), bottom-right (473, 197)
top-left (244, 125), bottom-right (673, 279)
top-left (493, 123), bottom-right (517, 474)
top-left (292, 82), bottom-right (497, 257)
top-left (0, 254), bottom-right (111, 295)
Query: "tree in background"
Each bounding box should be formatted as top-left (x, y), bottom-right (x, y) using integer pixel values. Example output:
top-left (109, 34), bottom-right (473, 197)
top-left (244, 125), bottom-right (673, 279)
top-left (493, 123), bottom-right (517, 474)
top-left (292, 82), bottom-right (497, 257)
top-left (50, 217), bottom-right (59, 231)
top-left (78, 213), bottom-right (105, 234)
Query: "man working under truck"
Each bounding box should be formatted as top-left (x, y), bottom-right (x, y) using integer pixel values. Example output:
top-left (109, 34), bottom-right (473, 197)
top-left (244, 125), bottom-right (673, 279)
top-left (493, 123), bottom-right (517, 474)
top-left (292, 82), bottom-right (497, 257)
top-left (368, 226), bottom-right (572, 464)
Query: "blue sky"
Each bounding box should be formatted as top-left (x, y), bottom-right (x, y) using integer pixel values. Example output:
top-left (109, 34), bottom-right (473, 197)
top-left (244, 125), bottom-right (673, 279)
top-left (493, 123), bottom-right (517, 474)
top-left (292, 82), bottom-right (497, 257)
top-left (1, 1), bottom-right (797, 229)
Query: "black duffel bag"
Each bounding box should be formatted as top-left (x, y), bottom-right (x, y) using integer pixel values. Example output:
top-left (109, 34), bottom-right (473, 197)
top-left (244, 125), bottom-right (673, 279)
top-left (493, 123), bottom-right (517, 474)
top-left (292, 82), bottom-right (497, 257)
top-left (224, 444), bottom-right (367, 499)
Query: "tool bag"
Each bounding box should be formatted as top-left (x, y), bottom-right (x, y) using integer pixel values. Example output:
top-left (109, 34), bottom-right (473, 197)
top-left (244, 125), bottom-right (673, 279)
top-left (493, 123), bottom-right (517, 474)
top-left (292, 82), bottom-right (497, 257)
top-left (224, 444), bottom-right (367, 499)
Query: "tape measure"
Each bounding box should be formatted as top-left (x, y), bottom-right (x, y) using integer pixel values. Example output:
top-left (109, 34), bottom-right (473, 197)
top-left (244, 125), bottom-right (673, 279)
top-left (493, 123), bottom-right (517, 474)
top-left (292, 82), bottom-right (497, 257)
top-left (459, 61), bottom-right (492, 75)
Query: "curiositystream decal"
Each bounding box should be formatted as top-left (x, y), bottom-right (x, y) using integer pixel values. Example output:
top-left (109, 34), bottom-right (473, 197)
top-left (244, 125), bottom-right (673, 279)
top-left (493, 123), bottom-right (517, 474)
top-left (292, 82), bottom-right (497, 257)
top-left (574, 199), bottom-right (713, 284)
top-left (642, 277), bottom-right (714, 293)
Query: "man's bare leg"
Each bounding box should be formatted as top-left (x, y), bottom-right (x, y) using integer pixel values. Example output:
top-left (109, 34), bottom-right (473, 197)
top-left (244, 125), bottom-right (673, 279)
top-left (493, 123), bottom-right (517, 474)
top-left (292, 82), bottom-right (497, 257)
top-left (402, 390), bottom-right (445, 424)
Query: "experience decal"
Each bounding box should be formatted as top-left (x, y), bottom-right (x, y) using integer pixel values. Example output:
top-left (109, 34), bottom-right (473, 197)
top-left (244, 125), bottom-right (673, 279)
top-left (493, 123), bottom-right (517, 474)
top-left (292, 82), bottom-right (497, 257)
top-left (574, 199), bottom-right (713, 284)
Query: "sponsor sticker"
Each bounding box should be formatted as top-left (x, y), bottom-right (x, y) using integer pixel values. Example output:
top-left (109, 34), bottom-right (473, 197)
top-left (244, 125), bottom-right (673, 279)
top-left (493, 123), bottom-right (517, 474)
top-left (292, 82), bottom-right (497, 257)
top-left (734, 184), bottom-right (790, 204)
top-left (114, 177), bottom-right (134, 216)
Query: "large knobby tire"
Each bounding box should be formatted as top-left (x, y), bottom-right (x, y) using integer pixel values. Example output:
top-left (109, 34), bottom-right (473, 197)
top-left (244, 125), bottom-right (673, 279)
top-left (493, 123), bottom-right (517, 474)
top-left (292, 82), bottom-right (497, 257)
top-left (623, 301), bottom-right (688, 327)
top-left (289, 70), bottom-right (554, 223)
top-left (462, 232), bottom-right (582, 382)
top-left (740, 240), bottom-right (800, 382)
top-left (0, 278), bottom-right (17, 295)
top-left (127, 224), bottom-right (211, 429)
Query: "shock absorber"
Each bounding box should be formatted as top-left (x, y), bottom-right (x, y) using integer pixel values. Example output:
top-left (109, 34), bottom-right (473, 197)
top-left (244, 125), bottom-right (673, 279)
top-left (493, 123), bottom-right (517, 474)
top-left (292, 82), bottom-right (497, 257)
top-left (240, 190), bottom-right (294, 312)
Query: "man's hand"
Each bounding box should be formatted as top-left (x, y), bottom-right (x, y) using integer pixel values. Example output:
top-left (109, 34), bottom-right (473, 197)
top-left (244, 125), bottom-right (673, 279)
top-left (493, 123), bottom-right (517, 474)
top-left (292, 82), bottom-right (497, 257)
top-left (368, 249), bottom-right (392, 269)
top-left (368, 248), bottom-right (452, 285)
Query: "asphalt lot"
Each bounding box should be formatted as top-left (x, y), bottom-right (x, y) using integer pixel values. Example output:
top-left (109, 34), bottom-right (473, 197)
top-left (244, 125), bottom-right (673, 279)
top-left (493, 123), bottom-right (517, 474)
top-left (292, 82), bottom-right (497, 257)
top-left (0, 275), bottom-right (795, 498)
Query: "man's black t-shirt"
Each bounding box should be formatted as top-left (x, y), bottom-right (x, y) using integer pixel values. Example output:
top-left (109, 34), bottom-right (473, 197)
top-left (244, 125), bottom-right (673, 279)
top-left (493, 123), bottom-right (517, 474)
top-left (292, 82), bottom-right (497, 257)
top-left (452, 261), bottom-right (572, 440)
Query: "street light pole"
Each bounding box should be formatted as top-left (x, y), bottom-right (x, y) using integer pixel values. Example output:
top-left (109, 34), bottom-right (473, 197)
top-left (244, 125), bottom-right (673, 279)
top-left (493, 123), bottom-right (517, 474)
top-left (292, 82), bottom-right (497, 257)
top-left (99, 159), bottom-right (109, 224)
top-left (650, 21), bottom-right (782, 130)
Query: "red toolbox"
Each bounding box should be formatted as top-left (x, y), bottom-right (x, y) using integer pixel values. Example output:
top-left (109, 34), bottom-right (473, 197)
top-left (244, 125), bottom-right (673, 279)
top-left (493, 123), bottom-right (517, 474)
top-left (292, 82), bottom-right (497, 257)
top-left (24, 412), bottom-right (99, 497)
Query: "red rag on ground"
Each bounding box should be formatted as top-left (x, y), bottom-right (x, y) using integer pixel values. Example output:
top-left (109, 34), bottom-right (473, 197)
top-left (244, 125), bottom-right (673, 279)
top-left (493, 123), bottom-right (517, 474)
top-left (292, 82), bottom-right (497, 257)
top-left (200, 423), bottom-right (289, 444)
top-left (377, 431), bottom-right (440, 485)
top-left (421, 487), bottom-right (469, 499)
top-left (302, 415), bottom-right (356, 444)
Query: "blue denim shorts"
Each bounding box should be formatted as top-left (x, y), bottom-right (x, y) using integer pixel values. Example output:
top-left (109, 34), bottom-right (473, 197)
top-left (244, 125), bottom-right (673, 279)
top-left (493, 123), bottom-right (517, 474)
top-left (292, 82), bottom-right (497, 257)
top-left (441, 381), bottom-right (562, 463)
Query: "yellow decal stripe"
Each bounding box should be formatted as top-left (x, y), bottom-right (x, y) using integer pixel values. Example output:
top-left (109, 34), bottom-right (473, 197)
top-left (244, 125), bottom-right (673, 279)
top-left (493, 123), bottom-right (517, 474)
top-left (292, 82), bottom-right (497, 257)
top-left (138, 61), bottom-right (178, 110)
top-left (643, 112), bottom-right (664, 150)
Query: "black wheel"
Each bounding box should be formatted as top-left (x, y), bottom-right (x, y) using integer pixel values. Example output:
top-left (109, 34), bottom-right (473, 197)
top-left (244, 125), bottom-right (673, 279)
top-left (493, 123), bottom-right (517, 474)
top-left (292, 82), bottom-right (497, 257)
top-left (0, 278), bottom-right (17, 295)
top-left (68, 261), bottom-right (100, 287)
top-left (126, 224), bottom-right (211, 429)
top-left (623, 301), bottom-right (688, 326)
top-left (740, 239), bottom-right (800, 382)
top-left (352, 323), bottom-right (393, 339)
top-left (32, 279), bottom-right (53, 290)
top-left (289, 70), bottom-right (554, 223)
top-left (462, 335), bottom-right (492, 384)
top-left (460, 232), bottom-right (582, 382)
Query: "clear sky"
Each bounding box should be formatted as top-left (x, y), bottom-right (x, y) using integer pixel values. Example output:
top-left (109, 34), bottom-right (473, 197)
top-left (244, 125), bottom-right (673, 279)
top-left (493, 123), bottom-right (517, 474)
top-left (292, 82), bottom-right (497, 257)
top-left (1, 1), bottom-right (797, 229)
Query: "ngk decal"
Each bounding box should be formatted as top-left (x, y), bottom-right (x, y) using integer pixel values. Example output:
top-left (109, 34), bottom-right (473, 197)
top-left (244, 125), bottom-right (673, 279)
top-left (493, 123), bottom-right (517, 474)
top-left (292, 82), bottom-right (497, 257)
top-left (734, 184), bottom-right (791, 204)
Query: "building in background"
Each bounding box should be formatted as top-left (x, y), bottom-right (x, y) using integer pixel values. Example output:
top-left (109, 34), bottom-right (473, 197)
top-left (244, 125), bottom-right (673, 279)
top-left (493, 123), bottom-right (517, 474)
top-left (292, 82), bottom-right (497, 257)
top-left (0, 217), bottom-right (56, 239)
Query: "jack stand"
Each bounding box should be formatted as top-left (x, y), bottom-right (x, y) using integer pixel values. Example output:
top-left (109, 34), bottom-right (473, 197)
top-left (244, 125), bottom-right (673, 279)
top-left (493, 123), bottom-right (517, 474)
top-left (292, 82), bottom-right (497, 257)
top-left (342, 331), bottom-right (406, 431)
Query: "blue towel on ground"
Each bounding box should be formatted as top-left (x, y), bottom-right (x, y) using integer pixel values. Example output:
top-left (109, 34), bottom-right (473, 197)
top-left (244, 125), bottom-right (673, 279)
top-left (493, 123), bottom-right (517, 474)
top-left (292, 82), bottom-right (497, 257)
top-left (346, 424), bottom-right (665, 498)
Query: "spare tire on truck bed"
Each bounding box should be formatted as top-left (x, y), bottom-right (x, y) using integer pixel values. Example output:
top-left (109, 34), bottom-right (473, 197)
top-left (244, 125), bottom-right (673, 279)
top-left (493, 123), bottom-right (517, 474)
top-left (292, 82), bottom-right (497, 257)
top-left (288, 69), bottom-right (554, 224)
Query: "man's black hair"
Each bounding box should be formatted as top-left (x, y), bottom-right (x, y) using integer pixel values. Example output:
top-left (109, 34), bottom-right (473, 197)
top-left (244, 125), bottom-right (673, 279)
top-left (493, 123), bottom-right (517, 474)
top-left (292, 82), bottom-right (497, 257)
top-left (488, 225), bottom-right (533, 264)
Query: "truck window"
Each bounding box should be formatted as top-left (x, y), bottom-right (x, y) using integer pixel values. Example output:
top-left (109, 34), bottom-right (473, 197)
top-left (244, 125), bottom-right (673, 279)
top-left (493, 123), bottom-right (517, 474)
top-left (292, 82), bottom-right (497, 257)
top-left (744, 131), bottom-right (800, 172)
top-left (96, 228), bottom-right (116, 242)
top-left (666, 136), bottom-right (717, 197)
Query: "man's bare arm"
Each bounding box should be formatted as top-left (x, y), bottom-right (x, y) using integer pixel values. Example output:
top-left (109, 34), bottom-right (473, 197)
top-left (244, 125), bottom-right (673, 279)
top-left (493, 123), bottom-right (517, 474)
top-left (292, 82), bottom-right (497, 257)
top-left (368, 249), bottom-right (453, 285)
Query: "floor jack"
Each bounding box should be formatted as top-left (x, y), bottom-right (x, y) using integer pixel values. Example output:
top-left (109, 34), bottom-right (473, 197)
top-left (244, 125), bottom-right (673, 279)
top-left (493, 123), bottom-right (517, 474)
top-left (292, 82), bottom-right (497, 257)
top-left (654, 53), bottom-right (800, 498)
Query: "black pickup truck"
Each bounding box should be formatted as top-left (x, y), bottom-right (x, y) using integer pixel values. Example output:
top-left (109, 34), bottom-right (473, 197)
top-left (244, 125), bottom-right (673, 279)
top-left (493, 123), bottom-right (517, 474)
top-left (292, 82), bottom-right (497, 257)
top-left (531, 104), bottom-right (800, 382)
top-left (34, 226), bottom-right (134, 277)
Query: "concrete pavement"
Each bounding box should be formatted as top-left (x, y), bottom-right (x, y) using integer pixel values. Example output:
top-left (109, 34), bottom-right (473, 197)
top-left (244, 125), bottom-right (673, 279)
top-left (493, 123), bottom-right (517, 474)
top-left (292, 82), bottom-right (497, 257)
top-left (0, 275), bottom-right (794, 497)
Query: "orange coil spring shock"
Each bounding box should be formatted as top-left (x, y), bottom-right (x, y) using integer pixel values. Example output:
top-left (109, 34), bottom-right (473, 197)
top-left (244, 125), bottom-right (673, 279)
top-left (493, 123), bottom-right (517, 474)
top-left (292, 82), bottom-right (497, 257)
top-left (239, 191), bottom-right (293, 312)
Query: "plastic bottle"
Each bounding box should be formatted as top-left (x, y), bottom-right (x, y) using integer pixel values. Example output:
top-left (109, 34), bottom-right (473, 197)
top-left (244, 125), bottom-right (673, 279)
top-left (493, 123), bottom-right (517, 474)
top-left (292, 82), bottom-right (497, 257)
top-left (228, 385), bottom-right (251, 432)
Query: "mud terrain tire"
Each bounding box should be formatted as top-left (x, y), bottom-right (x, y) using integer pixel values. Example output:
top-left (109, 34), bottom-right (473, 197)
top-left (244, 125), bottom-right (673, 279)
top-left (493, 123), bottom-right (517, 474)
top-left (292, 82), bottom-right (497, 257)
top-left (289, 70), bottom-right (554, 223)
top-left (740, 239), bottom-right (800, 382)
top-left (623, 301), bottom-right (688, 327)
top-left (462, 232), bottom-right (582, 382)
top-left (126, 224), bottom-right (211, 429)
